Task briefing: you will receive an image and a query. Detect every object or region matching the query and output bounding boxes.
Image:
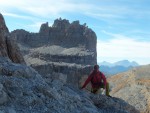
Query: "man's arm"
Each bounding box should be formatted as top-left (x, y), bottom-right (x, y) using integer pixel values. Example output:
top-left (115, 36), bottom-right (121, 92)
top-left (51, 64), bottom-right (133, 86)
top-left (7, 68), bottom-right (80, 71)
top-left (101, 72), bottom-right (107, 89)
top-left (81, 71), bottom-right (93, 89)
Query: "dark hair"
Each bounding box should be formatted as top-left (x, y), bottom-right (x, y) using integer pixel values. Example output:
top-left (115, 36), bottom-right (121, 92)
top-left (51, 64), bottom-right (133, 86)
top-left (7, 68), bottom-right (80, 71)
top-left (94, 65), bottom-right (99, 70)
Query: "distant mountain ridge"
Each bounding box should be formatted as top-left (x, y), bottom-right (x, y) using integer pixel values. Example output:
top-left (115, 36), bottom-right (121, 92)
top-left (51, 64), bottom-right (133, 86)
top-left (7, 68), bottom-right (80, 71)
top-left (98, 60), bottom-right (139, 76)
top-left (99, 60), bottom-right (139, 67)
top-left (99, 65), bottom-right (132, 76)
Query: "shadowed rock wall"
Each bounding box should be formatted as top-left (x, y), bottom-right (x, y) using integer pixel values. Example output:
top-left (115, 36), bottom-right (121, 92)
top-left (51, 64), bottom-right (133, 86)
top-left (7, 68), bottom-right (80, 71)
top-left (0, 13), bottom-right (25, 64)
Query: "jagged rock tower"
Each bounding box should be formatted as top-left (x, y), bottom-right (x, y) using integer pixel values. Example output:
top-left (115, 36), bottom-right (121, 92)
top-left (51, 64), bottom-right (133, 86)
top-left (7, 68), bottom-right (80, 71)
top-left (10, 18), bottom-right (97, 86)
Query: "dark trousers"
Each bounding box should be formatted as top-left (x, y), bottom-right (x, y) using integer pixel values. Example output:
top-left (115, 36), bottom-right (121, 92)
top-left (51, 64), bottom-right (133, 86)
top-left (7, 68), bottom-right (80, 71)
top-left (91, 82), bottom-right (110, 96)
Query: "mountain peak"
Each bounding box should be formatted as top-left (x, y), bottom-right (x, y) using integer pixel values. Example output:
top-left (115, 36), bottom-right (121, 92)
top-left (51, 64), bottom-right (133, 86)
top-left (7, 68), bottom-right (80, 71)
top-left (115, 60), bottom-right (139, 67)
top-left (0, 13), bottom-right (9, 33)
top-left (39, 22), bottom-right (49, 34)
top-left (0, 13), bottom-right (25, 64)
top-left (52, 18), bottom-right (70, 29)
top-left (99, 60), bottom-right (139, 67)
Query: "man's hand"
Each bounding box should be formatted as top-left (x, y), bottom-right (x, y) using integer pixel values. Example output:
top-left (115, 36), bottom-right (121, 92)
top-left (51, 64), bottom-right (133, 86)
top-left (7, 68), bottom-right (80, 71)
top-left (79, 86), bottom-right (83, 89)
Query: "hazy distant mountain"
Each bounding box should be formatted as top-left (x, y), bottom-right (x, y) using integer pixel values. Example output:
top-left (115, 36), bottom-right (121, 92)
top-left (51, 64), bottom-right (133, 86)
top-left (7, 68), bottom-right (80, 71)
top-left (98, 60), bottom-right (139, 76)
top-left (99, 65), bottom-right (132, 76)
top-left (114, 60), bottom-right (139, 67)
top-left (99, 60), bottom-right (139, 67)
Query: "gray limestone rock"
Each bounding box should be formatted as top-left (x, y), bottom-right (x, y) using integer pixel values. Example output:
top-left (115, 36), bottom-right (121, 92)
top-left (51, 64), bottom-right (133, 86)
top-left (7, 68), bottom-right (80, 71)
top-left (10, 18), bottom-right (97, 86)
top-left (0, 13), bottom-right (25, 64)
top-left (11, 18), bottom-right (97, 53)
top-left (0, 58), bottom-right (139, 113)
top-left (0, 83), bottom-right (8, 105)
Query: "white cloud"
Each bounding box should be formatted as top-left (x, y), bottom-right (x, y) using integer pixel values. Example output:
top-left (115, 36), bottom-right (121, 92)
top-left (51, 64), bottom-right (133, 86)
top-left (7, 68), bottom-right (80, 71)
top-left (0, 0), bottom-right (93, 17)
top-left (97, 32), bottom-right (150, 65)
top-left (85, 12), bottom-right (123, 20)
top-left (1, 0), bottom-right (149, 23)
top-left (3, 12), bottom-right (35, 20)
top-left (0, 0), bottom-right (23, 7)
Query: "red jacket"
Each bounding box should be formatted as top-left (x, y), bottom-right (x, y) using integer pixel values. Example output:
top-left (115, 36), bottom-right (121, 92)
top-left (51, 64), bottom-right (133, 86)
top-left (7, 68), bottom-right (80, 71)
top-left (82, 70), bottom-right (107, 89)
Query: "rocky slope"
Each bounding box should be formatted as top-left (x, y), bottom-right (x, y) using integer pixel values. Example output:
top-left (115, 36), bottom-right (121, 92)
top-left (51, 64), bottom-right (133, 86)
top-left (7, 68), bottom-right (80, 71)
top-left (0, 57), bottom-right (139, 113)
top-left (0, 14), bottom-right (25, 64)
top-left (108, 65), bottom-right (150, 113)
top-left (10, 18), bottom-right (97, 86)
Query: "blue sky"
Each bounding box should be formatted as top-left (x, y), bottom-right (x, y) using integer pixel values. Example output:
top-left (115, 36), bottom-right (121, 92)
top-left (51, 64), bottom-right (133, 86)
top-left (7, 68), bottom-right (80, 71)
top-left (0, 0), bottom-right (150, 65)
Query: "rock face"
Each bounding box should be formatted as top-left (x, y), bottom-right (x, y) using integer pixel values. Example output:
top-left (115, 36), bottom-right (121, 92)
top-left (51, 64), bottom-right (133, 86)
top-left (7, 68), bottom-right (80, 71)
top-left (11, 18), bottom-right (97, 63)
top-left (108, 65), bottom-right (150, 113)
top-left (0, 13), bottom-right (25, 64)
top-left (10, 18), bottom-right (97, 86)
top-left (0, 58), bottom-right (139, 113)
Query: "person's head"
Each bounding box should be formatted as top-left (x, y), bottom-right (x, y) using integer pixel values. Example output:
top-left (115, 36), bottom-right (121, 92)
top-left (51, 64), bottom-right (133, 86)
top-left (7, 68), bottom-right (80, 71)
top-left (94, 64), bottom-right (99, 70)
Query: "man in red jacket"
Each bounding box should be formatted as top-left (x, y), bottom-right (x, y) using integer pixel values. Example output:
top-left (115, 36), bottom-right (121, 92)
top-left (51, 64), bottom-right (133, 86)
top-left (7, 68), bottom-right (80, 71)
top-left (81, 65), bottom-right (110, 96)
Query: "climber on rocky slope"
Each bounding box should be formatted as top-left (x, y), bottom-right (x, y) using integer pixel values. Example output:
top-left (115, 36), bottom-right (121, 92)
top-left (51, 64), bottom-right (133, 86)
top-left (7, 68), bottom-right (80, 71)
top-left (81, 64), bottom-right (110, 96)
